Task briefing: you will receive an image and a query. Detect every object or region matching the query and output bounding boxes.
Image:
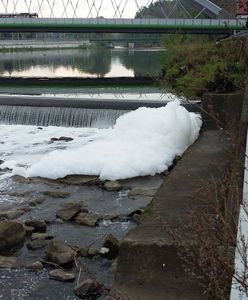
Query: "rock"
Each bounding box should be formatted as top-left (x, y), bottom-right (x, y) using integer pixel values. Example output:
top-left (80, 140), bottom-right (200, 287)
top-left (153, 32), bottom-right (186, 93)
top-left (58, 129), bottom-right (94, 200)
top-left (45, 240), bottom-right (75, 265)
top-left (37, 127), bottom-right (43, 130)
top-left (26, 261), bottom-right (43, 271)
top-left (0, 255), bottom-right (18, 268)
top-left (57, 175), bottom-right (100, 186)
top-left (11, 175), bottom-right (31, 184)
top-left (0, 160), bottom-right (4, 165)
top-left (27, 239), bottom-right (47, 250)
top-left (55, 218), bottom-right (64, 225)
top-left (50, 136), bottom-right (74, 142)
top-left (43, 190), bottom-right (71, 198)
top-left (79, 247), bottom-right (89, 257)
top-left (49, 269), bottom-right (75, 282)
top-left (25, 220), bottom-right (46, 233)
top-left (56, 201), bottom-right (83, 221)
top-left (128, 188), bottom-right (156, 198)
top-left (103, 212), bottom-right (120, 221)
top-left (8, 191), bottom-right (32, 197)
top-left (0, 209), bottom-right (26, 220)
top-left (0, 221), bottom-right (26, 251)
top-left (87, 248), bottom-right (99, 257)
top-left (74, 279), bottom-right (101, 299)
top-left (31, 233), bottom-right (53, 240)
top-left (75, 212), bottom-right (99, 227)
top-left (24, 225), bottom-right (35, 235)
top-left (102, 234), bottom-right (119, 260)
top-left (103, 181), bottom-right (122, 191)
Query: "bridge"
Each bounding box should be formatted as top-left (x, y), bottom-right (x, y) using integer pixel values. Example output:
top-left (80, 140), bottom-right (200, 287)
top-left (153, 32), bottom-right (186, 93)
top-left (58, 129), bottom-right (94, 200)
top-left (0, 0), bottom-right (246, 35)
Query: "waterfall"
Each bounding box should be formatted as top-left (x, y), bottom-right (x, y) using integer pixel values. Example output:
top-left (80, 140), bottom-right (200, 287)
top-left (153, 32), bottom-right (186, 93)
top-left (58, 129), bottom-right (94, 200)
top-left (0, 105), bottom-right (128, 128)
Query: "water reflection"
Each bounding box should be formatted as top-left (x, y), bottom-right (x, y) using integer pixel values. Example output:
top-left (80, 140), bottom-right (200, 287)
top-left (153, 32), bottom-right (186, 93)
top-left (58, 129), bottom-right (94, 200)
top-left (0, 48), bottom-right (164, 78)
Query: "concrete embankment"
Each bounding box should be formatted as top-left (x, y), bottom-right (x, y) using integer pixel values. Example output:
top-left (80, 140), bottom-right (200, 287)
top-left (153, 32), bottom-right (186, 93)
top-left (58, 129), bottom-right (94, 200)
top-left (113, 129), bottom-right (233, 299)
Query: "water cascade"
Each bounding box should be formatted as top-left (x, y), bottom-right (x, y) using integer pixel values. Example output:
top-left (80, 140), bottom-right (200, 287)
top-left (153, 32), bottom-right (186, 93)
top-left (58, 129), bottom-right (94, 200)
top-left (0, 105), bottom-right (128, 128)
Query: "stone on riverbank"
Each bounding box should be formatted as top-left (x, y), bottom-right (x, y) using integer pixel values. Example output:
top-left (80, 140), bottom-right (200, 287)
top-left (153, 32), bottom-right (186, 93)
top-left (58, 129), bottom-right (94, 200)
top-left (25, 219), bottom-right (46, 233)
top-left (49, 269), bottom-right (75, 282)
top-left (45, 240), bottom-right (75, 265)
top-left (56, 201), bottom-right (84, 221)
top-left (31, 233), bottom-right (53, 240)
top-left (0, 221), bottom-right (26, 251)
top-left (43, 190), bottom-right (71, 198)
top-left (27, 239), bottom-right (47, 250)
top-left (102, 234), bottom-right (119, 260)
top-left (0, 209), bottom-right (26, 220)
top-left (57, 175), bottom-right (100, 186)
top-left (128, 187), bottom-right (156, 198)
top-left (0, 255), bottom-right (18, 268)
top-left (26, 261), bottom-right (43, 271)
top-left (74, 279), bottom-right (101, 299)
top-left (75, 212), bottom-right (99, 227)
top-left (104, 181), bottom-right (122, 191)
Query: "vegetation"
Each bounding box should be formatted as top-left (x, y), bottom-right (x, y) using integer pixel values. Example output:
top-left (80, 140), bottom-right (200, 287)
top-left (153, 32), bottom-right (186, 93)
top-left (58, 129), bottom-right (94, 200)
top-left (161, 35), bottom-right (246, 98)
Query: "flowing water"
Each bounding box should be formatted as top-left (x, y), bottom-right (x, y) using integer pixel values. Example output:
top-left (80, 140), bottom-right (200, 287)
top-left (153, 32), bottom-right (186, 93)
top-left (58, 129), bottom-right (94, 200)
top-left (0, 46), bottom-right (168, 300)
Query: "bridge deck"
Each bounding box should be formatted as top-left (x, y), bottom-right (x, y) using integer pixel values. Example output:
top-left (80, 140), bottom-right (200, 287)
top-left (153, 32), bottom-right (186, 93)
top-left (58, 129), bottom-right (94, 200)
top-left (0, 18), bottom-right (245, 34)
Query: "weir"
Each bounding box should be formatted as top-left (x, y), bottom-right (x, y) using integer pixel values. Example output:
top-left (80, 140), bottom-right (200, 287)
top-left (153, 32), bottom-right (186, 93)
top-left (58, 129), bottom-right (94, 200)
top-left (0, 95), bottom-right (200, 127)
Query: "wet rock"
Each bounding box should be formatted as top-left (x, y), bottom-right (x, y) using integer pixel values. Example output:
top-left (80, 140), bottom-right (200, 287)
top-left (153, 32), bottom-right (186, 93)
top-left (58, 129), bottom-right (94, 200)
top-left (45, 240), bottom-right (75, 265)
top-left (0, 160), bottom-right (4, 165)
top-left (58, 175), bottom-right (100, 186)
top-left (79, 247), bottom-right (89, 257)
top-left (37, 127), bottom-right (43, 130)
top-left (75, 212), bottom-right (99, 227)
top-left (102, 234), bottom-right (119, 260)
top-left (11, 175), bottom-right (31, 184)
top-left (128, 188), bottom-right (156, 198)
top-left (50, 136), bottom-right (74, 142)
top-left (24, 225), bottom-right (35, 235)
top-left (25, 219), bottom-right (46, 233)
top-left (0, 221), bottom-right (26, 251)
top-left (8, 191), bottom-right (32, 197)
top-left (56, 201), bottom-right (83, 221)
top-left (104, 181), bottom-right (122, 191)
top-left (27, 239), bottom-right (47, 250)
top-left (31, 233), bottom-right (53, 240)
top-left (55, 218), bottom-right (64, 225)
top-left (49, 269), bottom-right (75, 282)
top-left (26, 261), bottom-right (43, 271)
top-left (87, 248), bottom-right (99, 257)
top-left (74, 279), bottom-right (101, 299)
top-left (43, 190), bottom-right (71, 199)
top-left (103, 212), bottom-right (120, 221)
top-left (0, 255), bottom-right (18, 268)
top-left (0, 209), bottom-right (26, 220)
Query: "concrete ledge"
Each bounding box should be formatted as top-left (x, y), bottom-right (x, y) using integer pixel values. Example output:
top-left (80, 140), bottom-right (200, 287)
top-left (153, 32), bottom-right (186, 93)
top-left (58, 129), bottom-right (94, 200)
top-left (114, 130), bottom-right (233, 300)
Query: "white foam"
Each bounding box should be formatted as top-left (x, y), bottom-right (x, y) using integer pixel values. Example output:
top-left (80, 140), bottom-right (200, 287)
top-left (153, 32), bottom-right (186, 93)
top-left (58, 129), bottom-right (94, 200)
top-left (11, 100), bottom-right (202, 180)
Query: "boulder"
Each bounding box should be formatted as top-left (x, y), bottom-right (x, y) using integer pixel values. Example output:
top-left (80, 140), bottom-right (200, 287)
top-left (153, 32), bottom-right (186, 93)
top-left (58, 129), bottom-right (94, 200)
top-left (0, 209), bottom-right (26, 220)
top-left (49, 269), bottom-right (75, 282)
top-left (75, 212), bottom-right (99, 227)
top-left (74, 279), bottom-right (101, 299)
top-left (50, 137), bottom-right (74, 142)
top-left (0, 221), bottom-right (26, 251)
top-left (104, 181), bottom-right (122, 192)
top-left (26, 261), bottom-right (43, 271)
top-left (31, 233), bottom-right (53, 240)
top-left (26, 239), bottom-right (47, 250)
top-left (102, 234), bottom-right (119, 260)
top-left (103, 212), bottom-right (120, 221)
top-left (0, 255), bottom-right (18, 268)
top-left (24, 225), bottom-right (35, 236)
top-left (25, 219), bottom-right (46, 233)
top-left (57, 175), bottom-right (100, 186)
top-left (45, 240), bottom-right (75, 265)
top-left (43, 190), bottom-right (71, 198)
top-left (79, 247), bottom-right (89, 257)
top-left (56, 201), bottom-right (84, 221)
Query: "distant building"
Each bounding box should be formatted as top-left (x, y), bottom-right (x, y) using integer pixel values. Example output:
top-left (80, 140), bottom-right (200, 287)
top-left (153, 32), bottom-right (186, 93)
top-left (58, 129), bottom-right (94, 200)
top-left (237, 0), bottom-right (248, 18)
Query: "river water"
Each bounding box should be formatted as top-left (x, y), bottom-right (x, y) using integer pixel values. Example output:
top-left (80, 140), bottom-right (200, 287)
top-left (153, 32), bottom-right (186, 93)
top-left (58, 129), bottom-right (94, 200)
top-left (0, 47), bottom-right (169, 299)
top-left (0, 47), bottom-right (164, 78)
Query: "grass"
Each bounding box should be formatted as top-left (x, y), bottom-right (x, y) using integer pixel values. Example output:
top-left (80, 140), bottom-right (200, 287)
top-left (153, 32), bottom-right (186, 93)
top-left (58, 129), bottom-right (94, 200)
top-left (161, 35), bottom-right (246, 98)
